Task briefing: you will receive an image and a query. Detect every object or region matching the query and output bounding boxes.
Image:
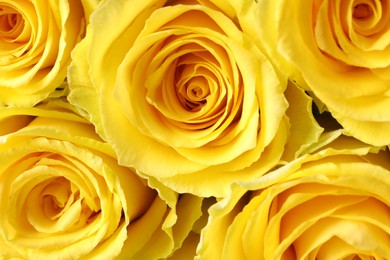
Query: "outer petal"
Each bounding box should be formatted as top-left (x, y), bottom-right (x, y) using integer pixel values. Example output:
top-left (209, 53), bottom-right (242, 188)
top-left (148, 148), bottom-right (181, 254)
top-left (250, 0), bottom-right (390, 145)
top-left (68, 0), bottom-right (298, 197)
top-left (197, 134), bottom-right (390, 259)
top-left (0, 0), bottom-right (89, 106)
top-left (0, 99), bottom-right (204, 259)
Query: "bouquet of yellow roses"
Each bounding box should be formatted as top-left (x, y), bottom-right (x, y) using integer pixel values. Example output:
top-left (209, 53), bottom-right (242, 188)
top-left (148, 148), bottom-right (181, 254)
top-left (1, 0), bottom-right (389, 259)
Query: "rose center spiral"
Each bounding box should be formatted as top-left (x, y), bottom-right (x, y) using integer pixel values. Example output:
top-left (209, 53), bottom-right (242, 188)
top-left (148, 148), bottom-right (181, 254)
top-left (175, 64), bottom-right (210, 112)
top-left (41, 178), bottom-right (72, 217)
top-left (25, 175), bottom-right (100, 233)
top-left (353, 4), bottom-right (372, 19)
top-left (0, 7), bottom-right (23, 38)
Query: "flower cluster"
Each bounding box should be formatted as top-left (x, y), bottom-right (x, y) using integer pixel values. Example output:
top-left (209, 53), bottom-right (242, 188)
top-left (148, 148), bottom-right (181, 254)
top-left (1, 0), bottom-right (389, 259)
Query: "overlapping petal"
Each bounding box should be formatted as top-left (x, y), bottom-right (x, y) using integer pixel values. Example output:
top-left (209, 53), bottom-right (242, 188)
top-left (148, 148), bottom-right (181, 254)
top-left (68, 0), bottom-right (324, 197)
top-left (0, 99), bottom-right (203, 259)
top-left (1, 0), bottom-right (389, 259)
top-left (197, 132), bottom-right (390, 259)
top-left (242, 0), bottom-right (390, 146)
top-left (0, 0), bottom-right (94, 107)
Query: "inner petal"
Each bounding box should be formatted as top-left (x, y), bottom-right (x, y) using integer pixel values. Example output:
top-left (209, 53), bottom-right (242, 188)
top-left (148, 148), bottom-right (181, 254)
top-left (0, 3), bottom-right (36, 65)
top-left (42, 177), bottom-right (71, 210)
top-left (23, 166), bottom-right (96, 233)
top-left (186, 78), bottom-right (210, 101)
top-left (0, 7), bottom-right (23, 39)
top-left (351, 0), bottom-right (384, 34)
top-left (176, 66), bottom-right (210, 111)
top-left (353, 3), bottom-right (373, 19)
top-left (41, 180), bottom-right (84, 226)
top-left (146, 38), bottom-right (229, 125)
top-left (0, 3), bottom-right (34, 46)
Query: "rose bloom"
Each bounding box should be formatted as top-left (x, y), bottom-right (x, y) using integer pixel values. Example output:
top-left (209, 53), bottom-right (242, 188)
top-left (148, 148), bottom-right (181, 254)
top-left (234, 0), bottom-right (390, 146)
top-left (0, 0), bottom-right (97, 107)
top-left (67, 0), bottom-right (324, 197)
top-left (0, 98), bottom-right (203, 259)
top-left (197, 132), bottom-right (390, 259)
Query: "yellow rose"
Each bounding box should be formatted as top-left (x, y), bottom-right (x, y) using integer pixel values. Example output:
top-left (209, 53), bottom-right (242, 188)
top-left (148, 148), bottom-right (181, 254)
top-left (0, 99), bottom-right (203, 259)
top-left (68, 0), bottom-right (324, 197)
top-left (0, 0), bottom-right (95, 107)
top-left (235, 0), bottom-right (390, 146)
top-left (197, 131), bottom-right (390, 259)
